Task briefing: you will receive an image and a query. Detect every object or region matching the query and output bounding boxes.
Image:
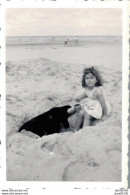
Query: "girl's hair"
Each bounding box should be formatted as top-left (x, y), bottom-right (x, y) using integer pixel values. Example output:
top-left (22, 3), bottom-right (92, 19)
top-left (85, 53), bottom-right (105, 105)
top-left (82, 67), bottom-right (103, 88)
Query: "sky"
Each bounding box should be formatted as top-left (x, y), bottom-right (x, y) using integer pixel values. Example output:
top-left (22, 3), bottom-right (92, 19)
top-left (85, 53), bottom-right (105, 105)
top-left (6, 8), bottom-right (122, 36)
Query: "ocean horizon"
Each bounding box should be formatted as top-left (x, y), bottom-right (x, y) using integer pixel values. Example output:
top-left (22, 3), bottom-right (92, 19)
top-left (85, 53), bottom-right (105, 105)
top-left (6, 35), bottom-right (122, 46)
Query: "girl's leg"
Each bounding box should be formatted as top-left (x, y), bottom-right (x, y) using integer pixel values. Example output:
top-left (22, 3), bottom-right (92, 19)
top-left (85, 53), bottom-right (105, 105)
top-left (83, 112), bottom-right (91, 127)
top-left (75, 109), bottom-right (85, 130)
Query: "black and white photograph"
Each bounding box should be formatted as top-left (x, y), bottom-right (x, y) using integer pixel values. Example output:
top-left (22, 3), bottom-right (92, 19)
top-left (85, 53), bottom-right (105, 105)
top-left (5, 7), bottom-right (125, 183)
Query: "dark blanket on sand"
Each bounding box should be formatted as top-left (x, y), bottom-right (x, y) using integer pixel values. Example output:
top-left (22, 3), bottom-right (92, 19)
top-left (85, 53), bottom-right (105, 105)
top-left (18, 105), bottom-right (71, 137)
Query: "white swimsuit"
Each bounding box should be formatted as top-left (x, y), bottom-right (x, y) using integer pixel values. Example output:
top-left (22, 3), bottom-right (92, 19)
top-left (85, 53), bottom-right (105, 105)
top-left (83, 87), bottom-right (111, 119)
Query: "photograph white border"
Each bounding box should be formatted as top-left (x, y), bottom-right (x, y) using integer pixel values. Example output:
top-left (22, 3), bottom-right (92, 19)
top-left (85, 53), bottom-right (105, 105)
top-left (0, 0), bottom-right (129, 191)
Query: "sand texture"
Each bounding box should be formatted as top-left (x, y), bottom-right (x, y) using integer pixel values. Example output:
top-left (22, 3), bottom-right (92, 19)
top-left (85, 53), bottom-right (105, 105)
top-left (6, 37), bottom-right (122, 181)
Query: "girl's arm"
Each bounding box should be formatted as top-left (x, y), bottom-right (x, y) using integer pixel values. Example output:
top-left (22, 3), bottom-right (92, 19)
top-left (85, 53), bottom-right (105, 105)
top-left (67, 104), bottom-right (81, 114)
top-left (95, 88), bottom-right (108, 119)
top-left (75, 91), bottom-right (87, 102)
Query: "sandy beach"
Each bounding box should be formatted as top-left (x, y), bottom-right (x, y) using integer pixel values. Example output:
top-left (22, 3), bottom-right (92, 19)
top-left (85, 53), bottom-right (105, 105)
top-left (6, 36), bottom-right (122, 181)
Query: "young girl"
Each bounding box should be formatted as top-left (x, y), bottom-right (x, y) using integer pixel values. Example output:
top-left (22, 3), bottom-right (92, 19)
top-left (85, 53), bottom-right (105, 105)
top-left (75, 67), bottom-right (111, 130)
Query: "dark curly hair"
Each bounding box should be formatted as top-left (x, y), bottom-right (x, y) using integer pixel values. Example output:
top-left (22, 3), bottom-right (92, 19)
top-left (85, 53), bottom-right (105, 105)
top-left (82, 67), bottom-right (103, 88)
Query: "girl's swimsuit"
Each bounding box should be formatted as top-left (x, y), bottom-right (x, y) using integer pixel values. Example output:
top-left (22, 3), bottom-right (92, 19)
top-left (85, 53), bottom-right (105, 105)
top-left (83, 87), bottom-right (111, 119)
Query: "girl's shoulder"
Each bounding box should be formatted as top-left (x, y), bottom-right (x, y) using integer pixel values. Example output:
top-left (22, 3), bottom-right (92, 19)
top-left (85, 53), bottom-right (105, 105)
top-left (94, 86), bottom-right (104, 95)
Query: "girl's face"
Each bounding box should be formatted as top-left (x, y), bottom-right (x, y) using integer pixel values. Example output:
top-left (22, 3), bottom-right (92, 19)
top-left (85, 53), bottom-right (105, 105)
top-left (85, 73), bottom-right (97, 88)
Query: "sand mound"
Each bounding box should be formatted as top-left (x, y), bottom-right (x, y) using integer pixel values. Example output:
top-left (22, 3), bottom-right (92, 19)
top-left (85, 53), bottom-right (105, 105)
top-left (7, 120), bottom-right (121, 181)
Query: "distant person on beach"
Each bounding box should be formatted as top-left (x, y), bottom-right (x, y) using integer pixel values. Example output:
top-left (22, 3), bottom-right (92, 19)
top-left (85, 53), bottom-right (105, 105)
top-left (74, 67), bottom-right (111, 131)
top-left (64, 38), bottom-right (68, 45)
top-left (52, 36), bottom-right (55, 41)
top-left (75, 36), bottom-right (78, 44)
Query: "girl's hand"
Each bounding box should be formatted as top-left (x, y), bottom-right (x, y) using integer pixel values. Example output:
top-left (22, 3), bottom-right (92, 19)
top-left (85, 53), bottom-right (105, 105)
top-left (75, 92), bottom-right (87, 102)
top-left (101, 115), bottom-right (108, 121)
top-left (75, 104), bottom-right (81, 112)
